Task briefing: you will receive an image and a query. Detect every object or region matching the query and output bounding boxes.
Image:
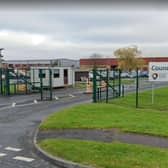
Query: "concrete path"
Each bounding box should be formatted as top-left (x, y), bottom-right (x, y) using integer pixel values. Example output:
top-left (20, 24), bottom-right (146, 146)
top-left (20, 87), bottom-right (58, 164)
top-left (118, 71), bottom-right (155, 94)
top-left (38, 128), bottom-right (168, 148)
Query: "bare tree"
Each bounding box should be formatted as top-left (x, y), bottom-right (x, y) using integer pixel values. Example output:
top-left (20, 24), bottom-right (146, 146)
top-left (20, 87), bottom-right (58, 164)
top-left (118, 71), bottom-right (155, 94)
top-left (114, 46), bottom-right (144, 71)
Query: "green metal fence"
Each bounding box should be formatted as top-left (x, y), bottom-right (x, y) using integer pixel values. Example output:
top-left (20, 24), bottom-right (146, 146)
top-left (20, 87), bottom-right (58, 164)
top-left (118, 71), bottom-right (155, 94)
top-left (0, 67), bottom-right (54, 100)
top-left (92, 68), bottom-right (123, 103)
top-left (0, 68), bottom-right (36, 96)
top-left (38, 68), bottom-right (53, 100)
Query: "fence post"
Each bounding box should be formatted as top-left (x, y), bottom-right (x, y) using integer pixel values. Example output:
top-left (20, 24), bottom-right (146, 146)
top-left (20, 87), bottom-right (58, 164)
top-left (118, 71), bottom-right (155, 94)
top-left (118, 69), bottom-right (121, 97)
top-left (5, 68), bottom-right (10, 96)
top-left (92, 68), bottom-right (97, 103)
top-left (49, 69), bottom-right (52, 100)
top-left (122, 85), bottom-right (124, 97)
top-left (25, 68), bottom-right (28, 94)
top-left (16, 68), bottom-right (19, 93)
top-left (39, 69), bottom-right (43, 100)
top-left (0, 68), bottom-right (2, 94)
top-left (113, 68), bottom-right (115, 98)
top-left (136, 68), bottom-right (139, 108)
top-left (106, 69), bottom-right (109, 103)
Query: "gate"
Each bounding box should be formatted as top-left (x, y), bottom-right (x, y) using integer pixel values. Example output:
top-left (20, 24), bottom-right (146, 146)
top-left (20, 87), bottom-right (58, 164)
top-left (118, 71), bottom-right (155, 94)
top-left (33, 68), bottom-right (53, 101)
top-left (0, 68), bottom-right (39, 96)
top-left (92, 68), bottom-right (123, 103)
top-left (0, 67), bottom-right (53, 100)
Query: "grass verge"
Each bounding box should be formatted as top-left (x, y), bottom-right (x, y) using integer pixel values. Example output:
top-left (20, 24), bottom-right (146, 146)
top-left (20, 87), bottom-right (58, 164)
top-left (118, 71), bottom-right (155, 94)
top-left (39, 102), bottom-right (168, 137)
top-left (38, 139), bottom-right (168, 168)
top-left (38, 85), bottom-right (168, 167)
top-left (111, 86), bottom-right (168, 110)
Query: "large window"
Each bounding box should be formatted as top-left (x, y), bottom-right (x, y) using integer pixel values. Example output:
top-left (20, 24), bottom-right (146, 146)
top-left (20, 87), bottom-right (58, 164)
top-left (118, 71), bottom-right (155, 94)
top-left (39, 69), bottom-right (46, 78)
top-left (53, 69), bottom-right (60, 78)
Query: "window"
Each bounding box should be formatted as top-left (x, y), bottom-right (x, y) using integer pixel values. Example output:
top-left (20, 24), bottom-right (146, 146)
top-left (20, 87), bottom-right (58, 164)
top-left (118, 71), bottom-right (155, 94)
top-left (39, 69), bottom-right (46, 78)
top-left (53, 69), bottom-right (60, 78)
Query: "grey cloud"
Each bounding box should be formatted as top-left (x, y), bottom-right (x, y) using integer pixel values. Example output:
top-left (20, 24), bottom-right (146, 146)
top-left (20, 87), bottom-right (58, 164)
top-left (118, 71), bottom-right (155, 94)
top-left (0, 8), bottom-right (168, 59)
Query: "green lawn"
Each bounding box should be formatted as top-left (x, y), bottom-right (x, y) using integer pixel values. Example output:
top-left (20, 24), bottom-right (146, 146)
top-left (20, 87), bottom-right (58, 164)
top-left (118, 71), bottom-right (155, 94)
top-left (110, 78), bottom-right (135, 85)
top-left (40, 101), bottom-right (168, 137)
top-left (38, 85), bottom-right (168, 167)
top-left (111, 86), bottom-right (168, 110)
top-left (38, 139), bottom-right (168, 168)
top-left (74, 82), bottom-right (87, 89)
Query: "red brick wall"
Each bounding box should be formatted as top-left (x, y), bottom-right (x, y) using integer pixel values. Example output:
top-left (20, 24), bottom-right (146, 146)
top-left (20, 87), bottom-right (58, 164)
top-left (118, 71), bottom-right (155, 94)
top-left (80, 57), bottom-right (168, 70)
top-left (80, 58), bottom-right (118, 66)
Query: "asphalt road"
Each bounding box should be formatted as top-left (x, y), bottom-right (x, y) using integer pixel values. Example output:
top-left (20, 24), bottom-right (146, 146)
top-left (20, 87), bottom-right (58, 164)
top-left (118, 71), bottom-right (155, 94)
top-left (0, 89), bottom-right (91, 168)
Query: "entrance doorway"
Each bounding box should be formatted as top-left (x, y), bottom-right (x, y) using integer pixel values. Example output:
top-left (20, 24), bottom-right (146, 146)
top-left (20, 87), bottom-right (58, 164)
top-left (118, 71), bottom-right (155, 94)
top-left (64, 69), bottom-right (68, 85)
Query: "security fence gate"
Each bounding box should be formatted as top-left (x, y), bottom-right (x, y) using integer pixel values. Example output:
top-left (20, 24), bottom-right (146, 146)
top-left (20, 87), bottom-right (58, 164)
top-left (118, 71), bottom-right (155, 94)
top-left (0, 67), bottom-right (52, 100)
top-left (0, 68), bottom-right (39, 96)
top-left (32, 68), bottom-right (53, 100)
top-left (92, 68), bottom-right (123, 103)
top-left (0, 67), bottom-right (75, 101)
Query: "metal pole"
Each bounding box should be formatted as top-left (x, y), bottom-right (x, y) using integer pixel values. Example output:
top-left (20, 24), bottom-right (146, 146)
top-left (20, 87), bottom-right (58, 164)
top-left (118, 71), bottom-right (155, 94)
top-left (136, 68), bottom-right (139, 108)
top-left (122, 85), bottom-right (124, 97)
top-left (113, 68), bottom-right (115, 98)
top-left (49, 69), bottom-right (52, 100)
top-left (106, 69), bottom-right (109, 103)
top-left (152, 83), bottom-right (154, 104)
top-left (5, 68), bottom-right (10, 95)
top-left (25, 68), bottom-right (28, 94)
top-left (0, 68), bottom-right (2, 94)
top-left (16, 68), bottom-right (19, 93)
top-left (39, 69), bottom-right (43, 100)
top-left (92, 68), bottom-right (97, 103)
top-left (118, 69), bottom-right (121, 97)
top-left (113, 68), bottom-right (115, 86)
top-left (99, 70), bottom-right (102, 101)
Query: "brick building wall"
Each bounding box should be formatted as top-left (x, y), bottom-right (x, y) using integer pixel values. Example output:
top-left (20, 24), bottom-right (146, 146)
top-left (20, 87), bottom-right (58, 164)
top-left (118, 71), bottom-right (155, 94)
top-left (80, 57), bottom-right (168, 70)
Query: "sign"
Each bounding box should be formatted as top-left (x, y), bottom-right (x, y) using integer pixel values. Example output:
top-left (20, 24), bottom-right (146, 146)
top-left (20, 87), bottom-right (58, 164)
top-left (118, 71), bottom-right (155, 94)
top-left (149, 62), bottom-right (168, 81)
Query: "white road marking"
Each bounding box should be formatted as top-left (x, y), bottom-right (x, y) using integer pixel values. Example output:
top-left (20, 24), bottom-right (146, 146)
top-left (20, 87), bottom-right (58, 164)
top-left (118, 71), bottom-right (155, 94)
top-left (12, 102), bottom-right (16, 107)
top-left (13, 156), bottom-right (35, 162)
top-left (34, 99), bottom-right (38, 104)
top-left (5, 147), bottom-right (22, 152)
top-left (55, 96), bottom-right (59, 100)
top-left (0, 153), bottom-right (7, 157)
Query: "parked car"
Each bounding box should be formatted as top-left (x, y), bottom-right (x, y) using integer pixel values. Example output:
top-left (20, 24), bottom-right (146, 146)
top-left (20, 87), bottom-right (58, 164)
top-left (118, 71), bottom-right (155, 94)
top-left (129, 71), bottom-right (148, 78)
top-left (121, 72), bottom-right (130, 78)
top-left (139, 71), bottom-right (148, 78)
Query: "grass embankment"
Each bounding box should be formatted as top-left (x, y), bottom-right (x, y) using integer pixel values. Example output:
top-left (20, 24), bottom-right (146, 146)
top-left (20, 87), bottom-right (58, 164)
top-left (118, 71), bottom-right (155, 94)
top-left (38, 85), bottom-right (168, 168)
top-left (38, 139), bottom-right (168, 168)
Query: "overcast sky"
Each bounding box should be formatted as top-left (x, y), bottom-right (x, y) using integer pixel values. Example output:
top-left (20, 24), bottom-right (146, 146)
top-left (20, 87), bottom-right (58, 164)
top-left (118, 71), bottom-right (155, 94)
top-left (0, 2), bottom-right (168, 60)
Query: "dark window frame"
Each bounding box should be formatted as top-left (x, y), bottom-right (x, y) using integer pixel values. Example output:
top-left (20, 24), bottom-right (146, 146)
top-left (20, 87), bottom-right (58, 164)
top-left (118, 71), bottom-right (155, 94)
top-left (39, 69), bottom-right (46, 78)
top-left (53, 69), bottom-right (60, 78)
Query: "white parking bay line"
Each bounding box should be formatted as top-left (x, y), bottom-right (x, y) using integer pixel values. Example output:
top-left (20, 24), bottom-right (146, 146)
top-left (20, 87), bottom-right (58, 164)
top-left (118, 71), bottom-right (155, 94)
top-left (5, 147), bottom-right (22, 152)
top-left (0, 153), bottom-right (7, 157)
top-left (13, 156), bottom-right (35, 162)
